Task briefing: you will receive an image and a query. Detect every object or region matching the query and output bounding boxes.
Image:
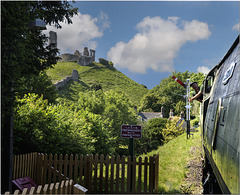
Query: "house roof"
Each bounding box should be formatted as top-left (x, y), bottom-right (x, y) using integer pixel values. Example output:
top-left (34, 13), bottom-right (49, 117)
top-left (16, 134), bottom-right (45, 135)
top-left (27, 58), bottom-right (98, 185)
top-left (138, 112), bottom-right (163, 122)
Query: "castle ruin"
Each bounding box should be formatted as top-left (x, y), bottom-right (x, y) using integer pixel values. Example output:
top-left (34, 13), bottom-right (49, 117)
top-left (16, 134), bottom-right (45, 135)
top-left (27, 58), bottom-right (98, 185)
top-left (78, 47), bottom-right (95, 66)
top-left (49, 31), bottom-right (57, 50)
top-left (59, 47), bottom-right (95, 66)
top-left (49, 31), bottom-right (95, 66)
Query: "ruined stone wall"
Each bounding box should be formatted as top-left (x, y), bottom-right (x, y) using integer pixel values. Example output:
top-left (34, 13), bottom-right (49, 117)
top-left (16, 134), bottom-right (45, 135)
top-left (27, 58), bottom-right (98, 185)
top-left (78, 56), bottom-right (94, 66)
top-left (78, 47), bottom-right (95, 66)
top-left (60, 53), bottom-right (80, 62)
top-left (54, 70), bottom-right (79, 90)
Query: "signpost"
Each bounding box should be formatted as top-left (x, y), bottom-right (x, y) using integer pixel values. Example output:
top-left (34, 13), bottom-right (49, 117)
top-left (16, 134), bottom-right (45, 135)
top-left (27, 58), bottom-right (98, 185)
top-left (121, 125), bottom-right (142, 139)
top-left (121, 124), bottom-right (142, 157)
top-left (121, 125), bottom-right (142, 191)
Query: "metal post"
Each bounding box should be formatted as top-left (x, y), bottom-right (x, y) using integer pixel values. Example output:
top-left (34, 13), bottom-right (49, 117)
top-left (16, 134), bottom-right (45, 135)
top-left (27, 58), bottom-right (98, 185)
top-left (185, 79), bottom-right (191, 139)
top-left (129, 138), bottom-right (134, 192)
top-left (129, 138), bottom-right (134, 158)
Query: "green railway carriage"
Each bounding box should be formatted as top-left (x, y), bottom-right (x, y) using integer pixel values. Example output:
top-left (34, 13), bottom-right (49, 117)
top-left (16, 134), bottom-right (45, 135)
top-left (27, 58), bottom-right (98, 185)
top-left (201, 35), bottom-right (240, 194)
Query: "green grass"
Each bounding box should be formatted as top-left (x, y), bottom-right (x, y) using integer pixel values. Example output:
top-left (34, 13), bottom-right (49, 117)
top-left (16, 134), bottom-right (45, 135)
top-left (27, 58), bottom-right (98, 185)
top-left (143, 130), bottom-right (201, 193)
top-left (46, 61), bottom-right (92, 83)
top-left (46, 62), bottom-right (148, 106)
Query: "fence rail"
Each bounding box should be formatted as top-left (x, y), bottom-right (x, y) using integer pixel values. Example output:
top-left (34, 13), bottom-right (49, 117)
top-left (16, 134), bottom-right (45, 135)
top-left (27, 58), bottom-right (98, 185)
top-left (12, 153), bottom-right (159, 194)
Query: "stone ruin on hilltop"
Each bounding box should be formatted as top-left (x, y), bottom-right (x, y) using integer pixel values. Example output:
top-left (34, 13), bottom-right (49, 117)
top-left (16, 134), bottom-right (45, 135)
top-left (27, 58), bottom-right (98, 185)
top-left (48, 31), bottom-right (95, 66)
top-left (60, 47), bottom-right (95, 66)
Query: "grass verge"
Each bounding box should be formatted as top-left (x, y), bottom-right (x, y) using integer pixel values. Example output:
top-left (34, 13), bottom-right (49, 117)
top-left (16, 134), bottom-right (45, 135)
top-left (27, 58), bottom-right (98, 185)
top-left (143, 130), bottom-right (202, 193)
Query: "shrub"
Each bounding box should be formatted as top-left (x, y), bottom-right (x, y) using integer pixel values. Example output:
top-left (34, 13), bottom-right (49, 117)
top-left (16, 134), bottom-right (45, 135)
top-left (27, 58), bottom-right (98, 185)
top-left (135, 118), bottom-right (168, 154)
top-left (14, 90), bottom-right (138, 155)
top-left (162, 118), bottom-right (184, 143)
top-left (109, 61), bottom-right (114, 67)
top-left (99, 58), bottom-right (109, 66)
top-left (14, 93), bottom-right (102, 154)
top-left (91, 83), bottom-right (102, 91)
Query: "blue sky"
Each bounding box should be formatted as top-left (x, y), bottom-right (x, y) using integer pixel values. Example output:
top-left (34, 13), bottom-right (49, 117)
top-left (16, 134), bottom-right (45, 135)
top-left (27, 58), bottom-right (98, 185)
top-left (45, 1), bottom-right (239, 89)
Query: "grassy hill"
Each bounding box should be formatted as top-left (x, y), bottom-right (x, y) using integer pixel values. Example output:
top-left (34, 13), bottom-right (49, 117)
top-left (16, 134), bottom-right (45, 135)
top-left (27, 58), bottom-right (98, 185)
top-left (46, 62), bottom-right (148, 106)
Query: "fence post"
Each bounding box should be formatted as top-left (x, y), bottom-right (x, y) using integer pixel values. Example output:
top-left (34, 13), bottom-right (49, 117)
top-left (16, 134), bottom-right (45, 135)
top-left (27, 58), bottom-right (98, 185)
top-left (154, 155), bottom-right (159, 193)
top-left (149, 156), bottom-right (154, 193)
top-left (88, 154), bottom-right (93, 193)
top-left (84, 154), bottom-right (92, 191)
top-left (36, 153), bottom-right (43, 185)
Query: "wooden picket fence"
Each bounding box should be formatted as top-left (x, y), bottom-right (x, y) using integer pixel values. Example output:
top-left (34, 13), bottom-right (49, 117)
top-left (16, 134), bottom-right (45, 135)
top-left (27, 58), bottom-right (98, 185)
top-left (12, 153), bottom-right (159, 194)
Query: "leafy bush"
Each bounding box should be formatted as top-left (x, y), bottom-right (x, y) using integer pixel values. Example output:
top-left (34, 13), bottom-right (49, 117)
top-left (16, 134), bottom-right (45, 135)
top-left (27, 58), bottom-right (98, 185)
top-left (90, 83), bottom-right (102, 91)
top-left (174, 100), bottom-right (185, 116)
top-left (14, 93), bottom-right (106, 154)
top-left (162, 118), bottom-right (184, 143)
top-left (14, 90), bottom-right (138, 155)
top-left (135, 118), bottom-right (168, 154)
top-left (73, 90), bottom-right (138, 153)
top-left (109, 61), bottom-right (114, 67)
top-left (99, 58), bottom-right (109, 66)
top-left (17, 71), bottom-right (58, 104)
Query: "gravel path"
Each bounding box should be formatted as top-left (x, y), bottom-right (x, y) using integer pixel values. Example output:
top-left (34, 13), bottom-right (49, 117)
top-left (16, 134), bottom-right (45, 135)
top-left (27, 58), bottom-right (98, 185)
top-left (181, 146), bottom-right (203, 194)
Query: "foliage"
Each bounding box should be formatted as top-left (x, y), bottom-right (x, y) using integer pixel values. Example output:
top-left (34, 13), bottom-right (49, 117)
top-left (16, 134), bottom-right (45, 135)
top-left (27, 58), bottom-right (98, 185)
top-left (162, 118), bottom-right (184, 143)
top-left (14, 94), bottom-right (96, 154)
top-left (2, 1), bottom-right (77, 114)
top-left (139, 93), bottom-right (162, 112)
top-left (2, 2), bottom-right (78, 190)
top-left (91, 83), bottom-right (102, 91)
top-left (14, 90), bottom-right (138, 155)
top-left (99, 58), bottom-right (110, 66)
top-left (190, 72), bottom-right (205, 86)
top-left (17, 71), bottom-right (58, 104)
top-left (174, 100), bottom-right (186, 116)
top-left (72, 90), bottom-right (138, 153)
top-left (135, 118), bottom-right (168, 154)
top-left (140, 71), bottom-right (205, 117)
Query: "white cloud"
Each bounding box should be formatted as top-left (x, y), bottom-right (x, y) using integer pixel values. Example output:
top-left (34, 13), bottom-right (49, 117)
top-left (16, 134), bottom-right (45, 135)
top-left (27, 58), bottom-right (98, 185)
top-left (233, 23), bottom-right (240, 31)
top-left (197, 66), bottom-right (211, 75)
top-left (107, 16), bottom-right (211, 74)
top-left (44, 11), bottom-right (110, 54)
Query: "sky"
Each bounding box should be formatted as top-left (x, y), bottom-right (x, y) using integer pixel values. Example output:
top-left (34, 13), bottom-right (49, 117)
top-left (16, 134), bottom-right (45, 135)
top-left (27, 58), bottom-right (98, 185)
top-left (44, 1), bottom-right (239, 89)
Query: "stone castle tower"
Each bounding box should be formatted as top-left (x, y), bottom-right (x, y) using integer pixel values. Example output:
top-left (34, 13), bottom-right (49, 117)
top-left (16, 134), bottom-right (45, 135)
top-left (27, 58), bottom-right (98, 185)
top-left (49, 31), bottom-right (57, 50)
top-left (49, 31), bottom-right (95, 65)
top-left (78, 47), bottom-right (95, 66)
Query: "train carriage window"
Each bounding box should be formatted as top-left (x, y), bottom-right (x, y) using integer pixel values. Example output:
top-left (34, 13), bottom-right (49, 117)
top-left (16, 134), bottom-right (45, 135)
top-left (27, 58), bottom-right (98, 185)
top-left (204, 66), bottom-right (218, 94)
top-left (205, 76), bottom-right (213, 93)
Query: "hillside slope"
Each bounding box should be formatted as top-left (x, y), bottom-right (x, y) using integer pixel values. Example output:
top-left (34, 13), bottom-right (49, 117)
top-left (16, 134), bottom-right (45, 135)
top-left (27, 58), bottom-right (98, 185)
top-left (46, 62), bottom-right (148, 106)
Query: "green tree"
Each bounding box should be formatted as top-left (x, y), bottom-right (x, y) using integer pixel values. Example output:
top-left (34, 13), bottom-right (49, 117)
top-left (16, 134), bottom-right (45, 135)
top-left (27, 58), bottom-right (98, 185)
top-left (1, 1), bottom-right (78, 192)
top-left (72, 89), bottom-right (138, 154)
top-left (140, 71), bottom-right (192, 117)
top-left (174, 100), bottom-right (186, 116)
top-left (14, 93), bottom-right (114, 155)
top-left (190, 72), bottom-right (205, 86)
top-left (139, 93), bottom-right (162, 112)
top-left (18, 71), bottom-right (58, 104)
